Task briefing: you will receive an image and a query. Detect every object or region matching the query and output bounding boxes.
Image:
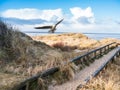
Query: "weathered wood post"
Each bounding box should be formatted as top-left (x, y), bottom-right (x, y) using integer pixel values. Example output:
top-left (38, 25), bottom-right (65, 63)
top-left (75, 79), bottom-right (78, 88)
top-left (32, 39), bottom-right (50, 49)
top-left (104, 46), bottom-right (107, 54)
top-left (107, 45), bottom-right (109, 52)
top-left (108, 45), bottom-right (110, 51)
top-left (94, 51), bottom-right (96, 58)
top-left (99, 48), bottom-right (102, 56)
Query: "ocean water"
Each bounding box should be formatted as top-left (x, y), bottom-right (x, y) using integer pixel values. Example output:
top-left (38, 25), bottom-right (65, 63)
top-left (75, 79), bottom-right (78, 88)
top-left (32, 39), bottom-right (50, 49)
top-left (24, 31), bottom-right (120, 40)
top-left (83, 33), bottom-right (120, 40)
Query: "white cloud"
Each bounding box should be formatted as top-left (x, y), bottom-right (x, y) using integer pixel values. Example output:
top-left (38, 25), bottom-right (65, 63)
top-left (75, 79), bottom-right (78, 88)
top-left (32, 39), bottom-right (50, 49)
top-left (1, 7), bottom-right (95, 24)
top-left (70, 7), bottom-right (95, 24)
top-left (1, 7), bottom-right (120, 33)
top-left (1, 8), bottom-right (63, 21)
top-left (70, 7), bottom-right (93, 18)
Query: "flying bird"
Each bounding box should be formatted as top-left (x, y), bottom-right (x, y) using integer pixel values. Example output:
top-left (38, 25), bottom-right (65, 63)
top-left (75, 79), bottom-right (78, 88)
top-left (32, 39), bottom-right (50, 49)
top-left (34, 19), bottom-right (64, 33)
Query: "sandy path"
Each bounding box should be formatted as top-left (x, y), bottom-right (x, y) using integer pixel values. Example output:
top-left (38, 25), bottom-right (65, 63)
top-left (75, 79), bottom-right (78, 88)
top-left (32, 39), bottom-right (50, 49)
top-left (48, 47), bottom-right (120, 90)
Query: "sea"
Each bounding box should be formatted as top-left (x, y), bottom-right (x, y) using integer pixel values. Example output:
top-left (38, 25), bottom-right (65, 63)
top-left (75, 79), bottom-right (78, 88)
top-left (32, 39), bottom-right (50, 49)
top-left (83, 33), bottom-right (120, 40)
top-left (24, 31), bottom-right (120, 40)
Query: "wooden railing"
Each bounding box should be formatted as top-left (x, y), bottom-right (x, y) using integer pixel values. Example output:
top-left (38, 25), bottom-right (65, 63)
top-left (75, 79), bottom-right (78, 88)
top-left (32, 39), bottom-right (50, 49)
top-left (16, 42), bottom-right (118, 90)
top-left (70, 42), bottom-right (117, 65)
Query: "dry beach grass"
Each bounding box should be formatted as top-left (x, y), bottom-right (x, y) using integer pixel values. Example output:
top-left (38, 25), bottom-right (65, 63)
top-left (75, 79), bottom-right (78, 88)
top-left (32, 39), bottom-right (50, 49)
top-left (32, 33), bottom-right (100, 50)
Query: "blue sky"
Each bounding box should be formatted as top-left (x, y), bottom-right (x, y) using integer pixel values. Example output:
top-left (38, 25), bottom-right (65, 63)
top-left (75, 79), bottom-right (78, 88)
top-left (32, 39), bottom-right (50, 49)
top-left (0, 0), bottom-right (120, 33)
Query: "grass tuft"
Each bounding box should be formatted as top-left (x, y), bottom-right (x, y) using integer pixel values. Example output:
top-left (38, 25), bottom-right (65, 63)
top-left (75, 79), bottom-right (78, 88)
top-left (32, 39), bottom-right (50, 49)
top-left (51, 42), bottom-right (77, 51)
top-left (52, 63), bottom-right (77, 84)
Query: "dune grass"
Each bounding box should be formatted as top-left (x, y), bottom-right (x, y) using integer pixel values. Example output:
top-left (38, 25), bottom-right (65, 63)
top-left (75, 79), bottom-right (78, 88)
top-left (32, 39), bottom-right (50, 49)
top-left (31, 33), bottom-right (101, 50)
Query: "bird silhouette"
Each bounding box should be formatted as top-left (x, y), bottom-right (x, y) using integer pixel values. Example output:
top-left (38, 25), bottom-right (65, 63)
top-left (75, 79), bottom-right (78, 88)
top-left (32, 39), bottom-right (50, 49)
top-left (34, 19), bottom-right (64, 33)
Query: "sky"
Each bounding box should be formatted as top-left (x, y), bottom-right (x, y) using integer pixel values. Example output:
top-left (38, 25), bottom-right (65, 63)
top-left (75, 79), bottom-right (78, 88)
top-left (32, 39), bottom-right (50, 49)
top-left (0, 0), bottom-right (120, 33)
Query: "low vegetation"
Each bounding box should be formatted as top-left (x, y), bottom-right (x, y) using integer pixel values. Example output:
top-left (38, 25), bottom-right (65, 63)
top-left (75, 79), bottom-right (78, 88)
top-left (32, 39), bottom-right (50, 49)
top-left (51, 42), bottom-right (77, 51)
top-left (32, 33), bottom-right (101, 50)
top-left (32, 33), bottom-right (120, 50)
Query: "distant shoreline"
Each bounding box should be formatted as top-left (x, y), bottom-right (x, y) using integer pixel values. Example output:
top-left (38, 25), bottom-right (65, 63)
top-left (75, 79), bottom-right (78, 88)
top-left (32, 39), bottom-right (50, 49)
top-left (24, 31), bottom-right (120, 35)
top-left (24, 31), bottom-right (120, 40)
